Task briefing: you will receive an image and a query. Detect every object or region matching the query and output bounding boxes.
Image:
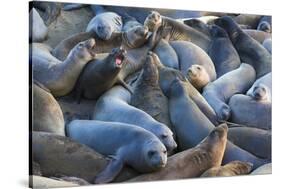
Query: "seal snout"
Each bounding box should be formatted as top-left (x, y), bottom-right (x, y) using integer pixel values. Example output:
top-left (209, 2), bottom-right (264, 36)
top-left (114, 47), bottom-right (127, 67)
top-left (218, 104), bottom-right (231, 121)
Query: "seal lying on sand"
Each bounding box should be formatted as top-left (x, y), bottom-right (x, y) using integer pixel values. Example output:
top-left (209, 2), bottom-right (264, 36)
top-left (127, 124), bottom-right (228, 182)
top-left (32, 38), bottom-right (96, 97)
top-left (66, 120), bottom-right (168, 184)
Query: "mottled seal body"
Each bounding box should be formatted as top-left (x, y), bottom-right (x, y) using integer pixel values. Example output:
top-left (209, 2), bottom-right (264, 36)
top-left (229, 94), bottom-right (271, 130)
top-left (33, 82), bottom-right (65, 135)
top-left (170, 40), bottom-right (216, 82)
top-left (75, 47), bottom-right (130, 101)
top-left (203, 63), bottom-right (256, 121)
top-left (215, 16), bottom-right (271, 78)
top-left (93, 86), bottom-right (177, 153)
top-left (86, 12), bottom-right (122, 40)
top-left (130, 52), bottom-right (173, 133)
top-left (144, 11), bottom-right (211, 52)
top-left (208, 25), bottom-right (241, 78)
top-left (127, 124), bottom-right (228, 182)
top-left (227, 127), bottom-right (271, 159)
top-left (164, 78), bottom-right (267, 168)
top-left (247, 72), bottom-right (272, 101)
top-left (67, 120), bottom-right (167, 183)
top-left (32, 38), bottom-right (96, 97)
top-left (30, 8), bottom-right (48, 42)
top-left (201, 161), bottom-right (253, 177)
top-left (153, 39), bottom-right (179, 69)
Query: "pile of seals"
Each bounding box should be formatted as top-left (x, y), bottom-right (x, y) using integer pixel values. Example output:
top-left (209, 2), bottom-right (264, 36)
top-left (30, 2), bottom-right (272, 187)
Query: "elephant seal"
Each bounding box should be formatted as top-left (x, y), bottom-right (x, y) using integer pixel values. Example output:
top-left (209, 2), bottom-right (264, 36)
top-left (170, 40), bottom-right (216, 82)
top-left (29, 8), bottom-right (48, 42)
top-left (32, 38), bottom-right (96, 97)
top-left (164, 78), bottom-right (267, 169)
top-left (52, 25), bottom-right (149, 61)
top-left (31, 1), bottom-right (61, 25)
top-left (244, 29), bottom-right (271, 44)
top-left (201, 161), bottom-right (253, 177)
top-left (215, 16), bottom-right (271, 78)
top-left (247, 72), bottom-right (272, 101)
top-left (33, 81), bottom-right (65, 135)
top-left (74, 47), bottom-right (132, 101)
top-left (233, 14), bottom-right (262, 29)
top-left (93, 86), bottom-right (177, 154)
top-left (66, 120), bottom-right (168, 184)
top-left (263, 38), bottom-right (272, 54)
top-left (202, 63), bottom-right (256, 121)
top-left (251, 163), bottom-right (272, 175)
top-left (257, 16), bottom-right (272, 33)
top-left (150, 52), bottom-right (218, 125)
top-left (130, 52), bottom-right (174, 133)
top-left (208, 25), bottom-right (241, 78)
top-left (186, 64), bottom-right (210, 91)
top-left (153, 39), bottom-right (179, 69)
top-left (127, 124), bottom-right (228, 182)
top-left (86, 12), bottom-right (122, 40)
top-left (227, 127), bottom-right (271, 159)
top-left (229, 94), bottom-right (271, 130)
top-left (182, 18), bottom-right (211, 36)
top-left (144, 11), bottom-right (211, 52)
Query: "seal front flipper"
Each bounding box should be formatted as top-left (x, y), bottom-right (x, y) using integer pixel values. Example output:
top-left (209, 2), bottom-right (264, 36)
top-left (94, 157), bottom-right (124, 184)
top-left (117, 79), bottom-right (134, 94)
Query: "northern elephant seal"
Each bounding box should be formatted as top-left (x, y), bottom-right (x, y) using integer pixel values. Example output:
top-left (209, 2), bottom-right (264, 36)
top-left (170, 40), bottom-right (216, 82)
top-left (201, 161), bottom-right (253, 177)
top-left (227, 127), bottom-right (271, 159)
top-left (32, 1), bottom-right (61, 25)
top-left (74, 47), bottom-right (131, 101)
top-left (208, 25), bottom-right (241, 78)
top-left (229, 94), bottom-right (271, 130)
top-left (257, 16), bottom-right (272, 33)
top-left (33, 81), bottom-right (65, 135)
top-left (93, 85), bottom-right (177, 154)
top-left (215, 16), bottom-right (271, 78)
top-left (233, 14), bottom-right (262, 29)
top-left (164, 78), bottom-right (267, 169)
top-left (144, 11), bottom-right (211, 52)
top-left (29, 8), bottom-right (48, 42)
top-left (186, 64), bottom-right (210, 91)
top-left (244, 29), bottom-right (271, 44)
top-left (66, 120), bottom-right (167, 183)
top-left (86, 12), bottom-right (122, 40)
top-left (262, 38), bottom-right (272, 54)
top-left (32, 38), bottom-right (96, 97)
top-left (202, 63), bottom-right (256, 121)
top-left (247, 72), bottom-right (272, 101)
top-left (130, 52), bottom-right (174, 133)
top-left (127, 124), bottom-right (228, 182)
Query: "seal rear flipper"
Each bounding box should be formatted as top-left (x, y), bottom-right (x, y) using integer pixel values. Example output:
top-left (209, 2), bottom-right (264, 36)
top-left (94, 158), bottom-right (124, 184)
top-left (117, 79), bottom-right (134, 94)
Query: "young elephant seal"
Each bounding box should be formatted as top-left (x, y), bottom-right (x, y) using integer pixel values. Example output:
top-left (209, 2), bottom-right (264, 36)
top-left (33, 81), bottom-right (65, 135)
top-left (127, 124), bottom-right (228, 182)
top-left (202, 63), bottom-right (256, 121)
top-left (144, 11), bottom-right (211, 52)
top-left (208, 25), bottom-right (241, 78)
top-left (215, 16), bottom-right (271, 78)
top-left (29, 8), bottom-right (48, 42)
top-left (86, 12), bottom-right (123, 40)
top-left (66, 120), bottom-right (167, 184)
top-left (201, 161), bottom-right (253, 177)
top-left (186, 64), bottom-right (210, 91)
top-left (32, 38), bottom-right (96, 97)
top-left (93, 86), bottom-right (177, 154)
top-left (75, 47), bottom-right (132, 102)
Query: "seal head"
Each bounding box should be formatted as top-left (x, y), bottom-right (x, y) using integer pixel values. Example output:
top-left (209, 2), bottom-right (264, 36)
top-left (187, 64), bottom-right (210, 90)
top-left (144, 11), bottom-right (162, 32)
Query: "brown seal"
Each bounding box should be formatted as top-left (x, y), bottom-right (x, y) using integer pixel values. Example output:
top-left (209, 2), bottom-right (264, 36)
top-left (201, 161), bottom-right (253, 177)
top-left (127, 124), bottom-right (228, 182)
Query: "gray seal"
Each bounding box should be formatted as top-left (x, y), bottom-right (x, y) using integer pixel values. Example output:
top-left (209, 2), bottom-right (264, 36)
top-left (29, 8), bottom-right (48, 42)
top-left (201, 161), bottom-right (253, 177)
top-left (32, 38), bottom-right (96, 97)
top-left (229, 94), bottom-right (271, 130)
top-left (208, 25), bottom-right (241, 78)
top-left (257, 16), bottom-right (272, 33)
top-left (92, 85), bottom-right (177, 154)
top-left (86, 12), bottom-right (123, 40)
top-left (244, 29), bottom-right (271, 44)
top-left (227, 127), bottom-right (271, 159)
top-left (215, 16), bottom-right (271, 78)
top-left (66, 120), bottom-right (167, 183)
top-left (127, 124), bottom-right (228, 182)
top-left (202, 63), bottom-right (256, 121)
top-left (33, 81), bottom-right (65, 135)
top-left (74, 47), bottom-right (132, 102)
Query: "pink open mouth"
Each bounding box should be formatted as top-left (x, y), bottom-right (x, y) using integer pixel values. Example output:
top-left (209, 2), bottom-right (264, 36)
top-left (115, 56), bottom-right (123, 66)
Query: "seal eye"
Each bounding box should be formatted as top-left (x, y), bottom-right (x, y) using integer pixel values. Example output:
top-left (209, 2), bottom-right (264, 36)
top-left (197, 66), bottom-right (201, 70)
top-left (148, 150), bottom-right (156, 157)
top-left (161, 134), bottom-right (168, 139)
top-left (163, 150), bottom-right (167, 154)
top-left (78, 43), bottom-right (84, 49)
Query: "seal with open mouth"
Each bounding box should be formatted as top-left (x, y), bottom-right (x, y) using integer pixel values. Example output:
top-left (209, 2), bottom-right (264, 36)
top-left (74, 46), bottom-right (132, 102)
